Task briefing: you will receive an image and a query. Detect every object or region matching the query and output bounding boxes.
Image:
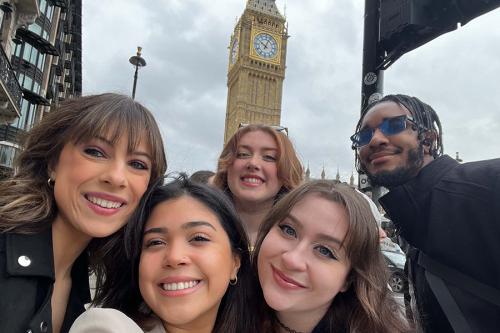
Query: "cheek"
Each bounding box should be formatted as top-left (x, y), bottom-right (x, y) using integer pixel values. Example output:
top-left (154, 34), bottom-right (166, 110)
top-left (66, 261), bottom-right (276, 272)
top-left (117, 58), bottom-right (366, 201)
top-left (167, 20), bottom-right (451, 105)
top-left (132, 176), bottom-right (151, 198)
top-left (319, 263), bottom-right (351, 294)
top-left (258, 232), bottom-right (278, 268)
top-left (358, 147), bottom-right (370, 163)
top-left (138, 253), bottom-right (156, 291)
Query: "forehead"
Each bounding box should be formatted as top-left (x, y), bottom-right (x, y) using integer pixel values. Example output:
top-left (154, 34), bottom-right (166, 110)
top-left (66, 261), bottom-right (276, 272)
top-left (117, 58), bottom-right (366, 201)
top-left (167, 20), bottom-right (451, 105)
top-left (289, 194), bottom-right (349, 239)
top-left (76, 127), bottom-right (152, 153)
top-left (146, 196), bottom-right (221, 229)
top-left (361, 101), bottom-right (411, 128)
top-left (239, 130), bottom-right (277, 149)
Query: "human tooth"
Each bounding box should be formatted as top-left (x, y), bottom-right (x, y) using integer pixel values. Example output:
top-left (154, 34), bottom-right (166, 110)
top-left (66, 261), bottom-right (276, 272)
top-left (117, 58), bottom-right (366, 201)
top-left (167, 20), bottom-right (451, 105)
top-left (162, 280), bottom-right (199, 291)
top-left (87, 195), bottom-right (122, 209)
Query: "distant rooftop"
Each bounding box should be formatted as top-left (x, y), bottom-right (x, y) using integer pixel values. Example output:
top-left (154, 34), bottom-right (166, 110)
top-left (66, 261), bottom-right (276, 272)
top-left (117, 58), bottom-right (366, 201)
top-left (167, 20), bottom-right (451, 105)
top-left (246, 0), bottom-right (284, 19)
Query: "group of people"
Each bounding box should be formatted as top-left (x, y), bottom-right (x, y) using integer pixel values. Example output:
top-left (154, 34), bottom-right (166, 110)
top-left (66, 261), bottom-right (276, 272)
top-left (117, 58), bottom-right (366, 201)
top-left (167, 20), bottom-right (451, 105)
top-left (0, 92), bottom-right (498, 333)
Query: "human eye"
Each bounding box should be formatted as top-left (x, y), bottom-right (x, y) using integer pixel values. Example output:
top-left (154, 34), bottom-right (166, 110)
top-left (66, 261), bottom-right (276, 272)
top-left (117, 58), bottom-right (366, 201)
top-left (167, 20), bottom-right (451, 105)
top-left (83, 147), bottom-right (105, 158)
top-left (190, 233), bottom-right (211, 243)
top-left (143, 238), bottom-right (166, 249)
top-left (129, 160), bottom-right (149, 170)
top-left (314, 244), bottom-right (338, 260)
top-left (236, 150), bottom-right (251, 159)
top-left (278, 223), bottom-right (297, 238)
top-left (262, 154), bottom-right (277, 162)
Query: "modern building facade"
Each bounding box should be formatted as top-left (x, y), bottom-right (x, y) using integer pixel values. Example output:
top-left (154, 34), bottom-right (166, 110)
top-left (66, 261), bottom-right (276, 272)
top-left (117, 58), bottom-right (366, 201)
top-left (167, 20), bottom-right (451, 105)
top-left (223, 0), bottom-right (288, 143)
top-left (0, 0), bottom-right (81, 178)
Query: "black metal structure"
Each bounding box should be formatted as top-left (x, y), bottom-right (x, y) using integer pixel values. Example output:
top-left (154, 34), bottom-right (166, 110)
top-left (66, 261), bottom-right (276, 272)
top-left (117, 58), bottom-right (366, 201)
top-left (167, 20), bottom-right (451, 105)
top-left (129, 47), bottom-right (146, 100)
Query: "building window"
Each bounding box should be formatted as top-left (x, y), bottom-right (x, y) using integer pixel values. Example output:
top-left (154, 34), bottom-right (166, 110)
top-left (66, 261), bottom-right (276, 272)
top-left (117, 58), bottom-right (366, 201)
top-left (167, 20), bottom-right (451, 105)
top-left (0, 143), bottom-right (20, 168)
top-left (39, 0), bottom-right (54, 23)
top-left (12, 99), bottom-right (37, 131)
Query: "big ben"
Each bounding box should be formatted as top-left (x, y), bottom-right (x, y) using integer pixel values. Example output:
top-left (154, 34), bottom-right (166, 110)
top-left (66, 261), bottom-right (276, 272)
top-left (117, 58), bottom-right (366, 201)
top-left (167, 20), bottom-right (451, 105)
top-left (223, 0), bottom-right (288, 143)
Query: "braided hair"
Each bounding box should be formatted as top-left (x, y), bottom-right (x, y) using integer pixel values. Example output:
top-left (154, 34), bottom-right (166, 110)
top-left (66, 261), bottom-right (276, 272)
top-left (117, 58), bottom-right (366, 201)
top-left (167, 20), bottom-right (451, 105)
top-left (354, 94), bottom-right (444, 173)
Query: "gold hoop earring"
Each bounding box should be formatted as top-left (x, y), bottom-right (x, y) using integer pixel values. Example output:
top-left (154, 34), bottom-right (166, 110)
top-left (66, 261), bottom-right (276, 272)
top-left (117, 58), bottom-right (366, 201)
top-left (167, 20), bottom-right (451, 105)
top-left (47, 177), bottom-right (55, 188)
top-left (229, 276), bottom-right (238, 286)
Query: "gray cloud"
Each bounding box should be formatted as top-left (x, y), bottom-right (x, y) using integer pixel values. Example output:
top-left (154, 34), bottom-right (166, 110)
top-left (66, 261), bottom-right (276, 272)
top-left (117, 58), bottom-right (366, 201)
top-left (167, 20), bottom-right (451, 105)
top-left (83, 0), bottom-right (500, 180)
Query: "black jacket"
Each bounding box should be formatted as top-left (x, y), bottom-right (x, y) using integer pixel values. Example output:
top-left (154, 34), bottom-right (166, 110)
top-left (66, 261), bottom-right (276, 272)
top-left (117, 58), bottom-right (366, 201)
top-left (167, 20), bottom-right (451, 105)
top-left (0, 228), bottom-right (91, 333)
top-left (380, 155), bottom-right (500, 333)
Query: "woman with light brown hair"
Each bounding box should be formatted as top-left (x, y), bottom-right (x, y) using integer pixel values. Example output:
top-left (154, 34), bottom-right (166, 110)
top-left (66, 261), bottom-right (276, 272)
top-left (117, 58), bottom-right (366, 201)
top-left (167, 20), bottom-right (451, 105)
top-left (213, 124), bottom-right (303, 245)
top-left (0, 93), bottom-right (167, 333)
top-left (252, 180), bottom-right (412, 333)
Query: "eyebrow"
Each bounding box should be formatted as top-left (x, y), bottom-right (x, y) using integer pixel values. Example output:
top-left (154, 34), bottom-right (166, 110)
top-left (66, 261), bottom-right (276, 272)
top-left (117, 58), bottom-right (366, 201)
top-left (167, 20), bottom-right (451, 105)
top-left (286, 213), bottom-right (343, 246)
top-left (239, 144), bottom-right (278, 152)
top-left (143, 221), bottom-right (217, 235)
top-left (94, 136), bottom-right (152, 161)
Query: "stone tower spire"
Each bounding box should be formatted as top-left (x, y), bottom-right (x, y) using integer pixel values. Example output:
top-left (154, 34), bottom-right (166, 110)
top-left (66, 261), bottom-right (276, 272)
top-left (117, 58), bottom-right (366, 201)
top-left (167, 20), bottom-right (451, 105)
top-left (335, 167), bottom-right (340, 182)
top-left (305, 163), bottom-right (310, 181)
top-left (321, 167), bottom-right (326, 180)
top-left (246, 0), bottom-right (284, 19)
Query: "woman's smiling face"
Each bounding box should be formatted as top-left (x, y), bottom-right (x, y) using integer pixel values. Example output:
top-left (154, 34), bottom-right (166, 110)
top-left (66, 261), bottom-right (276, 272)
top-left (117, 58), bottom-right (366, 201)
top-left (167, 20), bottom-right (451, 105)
top-left (257, 193), bottom-right (351, 320)
top-left (226, 130), bottom-right (282, 207)
top-left (51, 133), bottom-right (152, 240)
top-left (139, 195), bottom-right (240, 332)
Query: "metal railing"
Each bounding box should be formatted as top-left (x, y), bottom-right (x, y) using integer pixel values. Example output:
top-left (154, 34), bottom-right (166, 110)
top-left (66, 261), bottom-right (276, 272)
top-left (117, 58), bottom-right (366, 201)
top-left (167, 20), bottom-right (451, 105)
top-left (0, 46), bottom-right (22, 112)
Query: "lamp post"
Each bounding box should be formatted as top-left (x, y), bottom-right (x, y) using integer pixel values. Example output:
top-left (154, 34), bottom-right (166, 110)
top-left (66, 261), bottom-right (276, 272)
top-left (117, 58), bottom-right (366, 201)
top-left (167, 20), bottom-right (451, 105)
top-left (129, 46), bottom-right (146, 99)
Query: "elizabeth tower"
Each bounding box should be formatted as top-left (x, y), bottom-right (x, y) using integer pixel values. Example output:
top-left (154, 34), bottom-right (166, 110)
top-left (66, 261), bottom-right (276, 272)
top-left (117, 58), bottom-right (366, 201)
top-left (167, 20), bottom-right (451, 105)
top-left (223, 0), bottom-right (288, 143)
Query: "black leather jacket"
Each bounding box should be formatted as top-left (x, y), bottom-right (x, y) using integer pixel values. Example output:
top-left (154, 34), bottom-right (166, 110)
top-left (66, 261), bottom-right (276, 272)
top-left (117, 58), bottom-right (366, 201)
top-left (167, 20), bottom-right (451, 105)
top-left (0, 228), bottom-right (91, 333)
top-left (380, 155), bottom-right (500, 333)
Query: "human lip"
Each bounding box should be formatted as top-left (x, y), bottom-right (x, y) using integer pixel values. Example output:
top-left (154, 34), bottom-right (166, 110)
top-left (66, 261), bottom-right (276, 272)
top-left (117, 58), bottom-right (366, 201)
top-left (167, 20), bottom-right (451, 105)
top-left (369, 151), bottom-right (398, 164)
top-left (157, 276), bottom-right (202, 297)
top-left (240, 174), bottom-right (264, 186)
top-left (271, 265), bottom-right (306, 290)
top-left (84, 192), bottom-right (127, 215)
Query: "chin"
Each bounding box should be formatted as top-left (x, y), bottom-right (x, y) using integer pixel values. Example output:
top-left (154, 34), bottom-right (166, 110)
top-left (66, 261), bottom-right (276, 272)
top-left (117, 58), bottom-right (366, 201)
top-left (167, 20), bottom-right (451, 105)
top-left (263, 291), bottom-right (291, 312)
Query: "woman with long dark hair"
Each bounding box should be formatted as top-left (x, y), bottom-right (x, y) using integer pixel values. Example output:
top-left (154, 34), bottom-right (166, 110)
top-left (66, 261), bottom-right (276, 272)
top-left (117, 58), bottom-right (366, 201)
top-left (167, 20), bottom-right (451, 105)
top-left (71, 176), bottom-right (255, 333)
top-left (0, 93), bottom-right (167, 333)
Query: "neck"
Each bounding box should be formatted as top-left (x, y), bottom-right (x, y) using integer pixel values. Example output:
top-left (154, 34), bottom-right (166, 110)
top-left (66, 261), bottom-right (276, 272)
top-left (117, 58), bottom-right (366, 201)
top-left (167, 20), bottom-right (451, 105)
top-left (277, 309), bottom-right (326, 333)
top-left (422, 154), bottom-right (434, 169)
top-left (234, 199), bottom-right (273, 245)
top-left (51, 217), bottom-right (91, 279)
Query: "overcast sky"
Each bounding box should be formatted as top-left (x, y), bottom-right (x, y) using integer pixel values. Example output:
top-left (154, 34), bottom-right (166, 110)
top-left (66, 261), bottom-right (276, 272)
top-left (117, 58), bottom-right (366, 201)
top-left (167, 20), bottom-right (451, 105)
top-left (82, 0), bottom-right (500, 181)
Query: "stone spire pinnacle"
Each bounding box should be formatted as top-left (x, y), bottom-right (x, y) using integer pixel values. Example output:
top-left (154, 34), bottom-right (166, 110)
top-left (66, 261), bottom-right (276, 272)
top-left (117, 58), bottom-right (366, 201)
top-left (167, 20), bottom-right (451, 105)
top-left (246, 0), bottom-right (284, 19)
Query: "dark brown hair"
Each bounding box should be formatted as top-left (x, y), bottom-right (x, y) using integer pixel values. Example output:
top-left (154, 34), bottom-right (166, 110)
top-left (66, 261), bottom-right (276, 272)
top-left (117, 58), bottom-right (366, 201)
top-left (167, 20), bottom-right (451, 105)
top-left (252, 180), bottom-right (412, 333)
top-left (213, 124), bottom-right (303, 199)
top-left (0, 93), bottom-right (166, 233)
top-left (93, 175), bottom-right (256, 333)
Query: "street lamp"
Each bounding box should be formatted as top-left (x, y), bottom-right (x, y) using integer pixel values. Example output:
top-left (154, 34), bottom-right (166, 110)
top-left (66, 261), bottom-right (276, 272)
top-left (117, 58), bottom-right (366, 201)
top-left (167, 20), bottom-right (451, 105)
top-left (129, 46), bottom-right (147, 99)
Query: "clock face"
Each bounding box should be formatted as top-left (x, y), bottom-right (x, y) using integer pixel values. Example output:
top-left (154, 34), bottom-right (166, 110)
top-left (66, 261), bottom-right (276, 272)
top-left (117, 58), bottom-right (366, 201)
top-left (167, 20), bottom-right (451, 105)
top-left (231, 38), bottom-right (239, 64)
top-left (253, 33), bottom-right (278, 59)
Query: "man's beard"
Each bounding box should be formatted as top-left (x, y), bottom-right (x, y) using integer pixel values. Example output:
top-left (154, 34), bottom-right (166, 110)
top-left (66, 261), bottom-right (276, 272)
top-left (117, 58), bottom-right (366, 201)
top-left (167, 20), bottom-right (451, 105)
top-left (363, 143), bottom-right (424, 188)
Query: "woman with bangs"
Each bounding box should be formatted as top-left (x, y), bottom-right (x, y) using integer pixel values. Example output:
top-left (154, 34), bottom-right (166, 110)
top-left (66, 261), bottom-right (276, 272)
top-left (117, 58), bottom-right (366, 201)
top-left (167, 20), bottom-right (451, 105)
top-left (252, 180), bottom-right (411, 333)
top-left (0, 93), bottom-right (167, 333)
top-left (213, 124), bottom-right (303, 245)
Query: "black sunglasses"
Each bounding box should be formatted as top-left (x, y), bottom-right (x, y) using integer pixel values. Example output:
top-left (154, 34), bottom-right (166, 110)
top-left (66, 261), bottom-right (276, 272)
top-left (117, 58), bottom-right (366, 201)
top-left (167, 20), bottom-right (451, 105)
top-left (350, 115), bottom-right (417, 148)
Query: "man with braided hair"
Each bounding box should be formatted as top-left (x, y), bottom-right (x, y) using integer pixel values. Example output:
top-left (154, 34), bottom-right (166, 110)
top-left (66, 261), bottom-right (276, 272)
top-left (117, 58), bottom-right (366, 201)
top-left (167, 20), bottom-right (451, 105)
top-left (351, 94), bottom-right (500, 333)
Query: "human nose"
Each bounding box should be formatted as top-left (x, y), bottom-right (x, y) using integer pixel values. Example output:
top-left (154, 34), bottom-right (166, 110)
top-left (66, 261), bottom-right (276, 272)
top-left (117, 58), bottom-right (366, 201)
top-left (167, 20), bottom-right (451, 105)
top-left (100, 159), bottom-right (128, 188)
top-left (162, 241), bottom-right (190, 268)
top-left (246, 154), bottom-right (261, 171)
top-left (281, 244), bottom-right (307, 272)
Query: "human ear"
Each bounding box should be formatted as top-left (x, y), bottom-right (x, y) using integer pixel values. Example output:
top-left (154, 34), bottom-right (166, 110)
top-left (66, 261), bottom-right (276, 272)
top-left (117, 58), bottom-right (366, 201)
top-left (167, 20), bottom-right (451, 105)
top-left (422, 131), bottom-right (437, 155)
top-left (231, 253), bottom-right (241, 280)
